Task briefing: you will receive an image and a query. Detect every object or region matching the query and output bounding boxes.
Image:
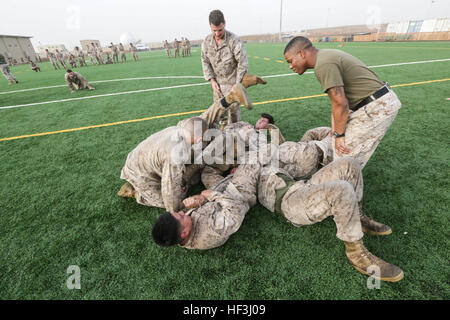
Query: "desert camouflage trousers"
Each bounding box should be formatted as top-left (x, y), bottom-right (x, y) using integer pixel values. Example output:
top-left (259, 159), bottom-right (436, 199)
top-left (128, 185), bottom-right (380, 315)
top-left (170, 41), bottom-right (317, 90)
top-left (0, 64), bottom-right (16, 82)
top-left (200, 90), bottom-right (241, 128)
top-left (278, 141), bottom-right (321, 179)
top-left (333, 90), bottom-right (401, 169)
top-left (281, 158), bottom-right (364, 242)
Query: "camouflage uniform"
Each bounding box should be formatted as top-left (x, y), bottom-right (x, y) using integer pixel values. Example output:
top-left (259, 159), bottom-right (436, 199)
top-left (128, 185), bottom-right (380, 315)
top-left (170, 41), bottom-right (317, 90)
top-left (46, 51), bottom-right (60, 69)
top-left (68, 54), bottom-right (78, 68)
top-left (130, 44), bottom-right (138, 61)
top-left (199, 121), bottom-right (254, 188)
top-left (65, 72), bottom-right (91, 91)
top-left (300, 126), bottom-right (331, 143)
top-left (87, 46), bottom-right (97, 65)
top-left (333, 89), bottom-right (402, 169)
top-left (75, 49), bottom-right (87, 67)
top-left (0, 53), bottom-right (17, 83)
top-left (201, 30), bottom-right (248, 125)
top-left (258, 157), bottom-right (364, 242)
top-left (111, 45), bottom-right (119, 63)
top-left (56, 51), bottom-right (67, 69)
top-left (120, 127), bottom-right (192, 212)
top-left (119, 44), bottom-right (126, 62)
top-left (182, 162), bottom-right (261, 250)
top-left (173, 40), bottom-right (180, 58)
top-left (95, 45), bottom-right (105, 64)
top-left (163, 41), bottom-right (172, 58)
top-left (186, 38), bottom-right (191, 56)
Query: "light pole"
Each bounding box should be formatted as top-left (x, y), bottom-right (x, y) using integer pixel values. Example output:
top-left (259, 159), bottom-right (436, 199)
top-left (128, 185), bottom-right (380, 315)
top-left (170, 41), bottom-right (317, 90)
top-left (279, 0), bottom-right (283, 41)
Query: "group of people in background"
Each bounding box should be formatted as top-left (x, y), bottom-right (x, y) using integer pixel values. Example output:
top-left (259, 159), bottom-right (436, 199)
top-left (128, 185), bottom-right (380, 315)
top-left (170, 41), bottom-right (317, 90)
top-left (44, 42), bottom-right (139, 71)
top-left (163, 37), bottom-right (191, 58)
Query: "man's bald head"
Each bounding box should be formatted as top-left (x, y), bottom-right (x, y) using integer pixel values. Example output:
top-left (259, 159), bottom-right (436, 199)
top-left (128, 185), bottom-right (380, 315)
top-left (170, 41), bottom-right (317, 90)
top-left (284, 36), bottom-right (313, 55)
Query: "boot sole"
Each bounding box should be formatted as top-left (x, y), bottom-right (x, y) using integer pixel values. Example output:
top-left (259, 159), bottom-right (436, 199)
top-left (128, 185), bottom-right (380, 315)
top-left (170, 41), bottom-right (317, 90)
top-left (352, 265), bottom-right (404, 282)
top-left (362, 226), bottom-right (392, 236)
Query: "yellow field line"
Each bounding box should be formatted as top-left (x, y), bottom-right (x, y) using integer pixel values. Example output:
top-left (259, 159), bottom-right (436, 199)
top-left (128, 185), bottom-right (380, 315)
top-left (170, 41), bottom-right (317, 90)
top-left (346, 45), bottom-right (450, 50)
top-left (0, 110), bottom-right (206, 142)
top-left (1, 77), bottom-right (449, 142)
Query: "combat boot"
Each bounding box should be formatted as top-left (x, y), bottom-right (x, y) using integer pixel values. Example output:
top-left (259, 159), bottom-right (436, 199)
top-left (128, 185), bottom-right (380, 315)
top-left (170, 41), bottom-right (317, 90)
top-left (241, 74), bottom-right (267, 88)
top-left (222, 83), bottom-right (252, 110)
top-left (359, 203), bottom-right (392, 236)
top-left (344, 239), bottom-right (404, 282)
top-left (117, 182), bottom-right (136, 199)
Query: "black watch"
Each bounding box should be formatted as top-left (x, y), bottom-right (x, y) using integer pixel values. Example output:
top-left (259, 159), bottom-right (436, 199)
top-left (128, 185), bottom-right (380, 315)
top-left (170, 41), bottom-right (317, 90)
top-left (333, 131), bottom-right (345, 138)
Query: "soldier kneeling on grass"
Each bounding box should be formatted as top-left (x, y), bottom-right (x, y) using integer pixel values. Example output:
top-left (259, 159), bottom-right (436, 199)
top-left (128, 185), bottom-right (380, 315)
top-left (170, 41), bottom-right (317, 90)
top-left (65, 69), bottom-right (95, 93)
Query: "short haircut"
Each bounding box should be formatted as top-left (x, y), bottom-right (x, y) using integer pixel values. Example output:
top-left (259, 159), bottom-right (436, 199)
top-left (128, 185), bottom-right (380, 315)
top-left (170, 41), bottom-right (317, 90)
top-left (209, 10), bottom-right (225, 26)
top-left (152, 212), bottom-right (182, 247)
top-left (284, 36), bottom-right (313, 55)
top-left (66, 69), bottom-right (73, 73)
top-left (261, 113), bottom-right (275, 124)
top-left (181, 117), bottom-right (208, 140)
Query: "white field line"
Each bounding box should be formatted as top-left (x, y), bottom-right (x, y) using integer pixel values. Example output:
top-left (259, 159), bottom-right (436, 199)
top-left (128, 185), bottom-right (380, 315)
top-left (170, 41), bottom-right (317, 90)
top-left (1, 58), bottom-right (449, 110)
top-left (0, 82), bottom-right (209, 110)
top-left (2, 58), bottom-right (449, 96)
top-left (263, 58), bottom-right (450, 78)
top-left (0, 75), bottom-right (205, 95)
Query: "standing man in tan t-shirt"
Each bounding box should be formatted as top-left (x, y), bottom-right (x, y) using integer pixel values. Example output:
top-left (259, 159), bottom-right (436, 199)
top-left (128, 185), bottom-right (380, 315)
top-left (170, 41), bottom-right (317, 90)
top-left (283, 36), bottom-right (401, 169)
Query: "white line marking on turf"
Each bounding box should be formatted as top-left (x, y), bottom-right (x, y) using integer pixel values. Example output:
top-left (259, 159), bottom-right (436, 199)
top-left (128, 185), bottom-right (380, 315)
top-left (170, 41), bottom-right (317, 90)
top-left (263, 58), bottom-right (450, 78)
top-left (0, 75), bottom-right (205, 95)
top-left (0, 82), bottom-right (209, 110)
top-left (1, 58), bottom-right (449, 110)
top-left (2, 58), bottom-right (450, 96)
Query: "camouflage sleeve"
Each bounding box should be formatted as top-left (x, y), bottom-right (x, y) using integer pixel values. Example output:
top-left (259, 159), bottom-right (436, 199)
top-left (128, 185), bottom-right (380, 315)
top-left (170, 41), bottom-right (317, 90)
top-left (267, 124), bottom-right (286, 145)
top-left (201, 41), bottom-right (216, 82)
top-left (65, 74), bottom-right (75, 91)
top-left (232, 38), bottom-right (248, 84)
top-left (204, 187), bottom-right (250, 237)
top-left (300, 127), bottom-right (332, 142)
top-left (161, 162), bottom-right (186, 212)
top-left (201, 166), bottom-right (226, 189)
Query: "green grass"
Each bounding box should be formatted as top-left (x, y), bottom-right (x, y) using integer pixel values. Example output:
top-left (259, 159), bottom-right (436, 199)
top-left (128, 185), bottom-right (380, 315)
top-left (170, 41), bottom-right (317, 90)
top-left (0, 42), bottom-right (449, 299)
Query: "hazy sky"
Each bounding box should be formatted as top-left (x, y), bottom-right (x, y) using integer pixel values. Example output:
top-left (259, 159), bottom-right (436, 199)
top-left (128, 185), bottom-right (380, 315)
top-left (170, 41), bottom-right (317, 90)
top-left (1, 0), bottom-right (449, 50)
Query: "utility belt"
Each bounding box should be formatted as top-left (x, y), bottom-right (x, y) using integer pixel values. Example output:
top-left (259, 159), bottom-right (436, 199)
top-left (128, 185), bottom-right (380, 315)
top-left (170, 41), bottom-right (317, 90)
top-left (274, 173), bottom-right (296, 214)
top-left (352, 82), bottom-right (391, 112)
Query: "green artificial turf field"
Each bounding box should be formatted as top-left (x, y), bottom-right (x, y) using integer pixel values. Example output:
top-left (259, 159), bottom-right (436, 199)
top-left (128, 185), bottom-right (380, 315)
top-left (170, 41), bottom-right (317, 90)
top-left (0, 42), bottom-right (449, 299)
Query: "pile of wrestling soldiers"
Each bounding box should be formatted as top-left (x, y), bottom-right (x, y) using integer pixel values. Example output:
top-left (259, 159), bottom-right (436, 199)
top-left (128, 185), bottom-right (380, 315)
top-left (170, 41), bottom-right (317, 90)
top-left (117, 10), bottom-right (404, 283)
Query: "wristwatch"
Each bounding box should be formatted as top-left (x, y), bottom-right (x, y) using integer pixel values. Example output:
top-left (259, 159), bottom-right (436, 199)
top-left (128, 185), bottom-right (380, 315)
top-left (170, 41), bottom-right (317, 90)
top-left (333, 131), bottom-right (345, 138)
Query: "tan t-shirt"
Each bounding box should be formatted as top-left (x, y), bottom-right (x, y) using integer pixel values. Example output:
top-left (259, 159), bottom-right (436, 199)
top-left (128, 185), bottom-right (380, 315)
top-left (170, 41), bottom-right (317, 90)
top-left (314, 49), bottom-right (384, 109)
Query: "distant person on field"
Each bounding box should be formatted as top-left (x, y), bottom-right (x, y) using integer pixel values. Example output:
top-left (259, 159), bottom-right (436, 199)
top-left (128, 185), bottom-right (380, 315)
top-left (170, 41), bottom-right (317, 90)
top-left (55, 49), bottom-right (68, 69)
top-left (74, 46), bottom-right (87, 67)
top-left (45, 49), bottom-right (60, 70)
top-left (283, 36), bottom-right (401, 170)
top-left (0, 52), bottom-right (18, 84)
top-left (130, 43), bottom-right (138, 61)
top-left (163, 40), bottom-right (172, 58)
top-left (173, 38), bottom-right (180, 58)
top-left (65, 69), bottom-right (95, 93)
top-left (29, 59), bottom-right (41, 72)
top-left (110, 42), bottom-right (119, 63)
top-left (119, 43), bottom-right (126, 62)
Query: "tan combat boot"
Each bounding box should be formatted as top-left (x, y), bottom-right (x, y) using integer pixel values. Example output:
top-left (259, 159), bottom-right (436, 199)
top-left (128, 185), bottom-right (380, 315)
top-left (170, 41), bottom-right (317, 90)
top-left (359, 203), bottom-right (392, 236)
top-left (224, 83), bottom-right (252, 110)
top-left (241, 74), bottom-right (267, 89)
top-left (117, 182), bottom-right (137, 199)
top-left (344, 239), bottom-right (404, 282)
